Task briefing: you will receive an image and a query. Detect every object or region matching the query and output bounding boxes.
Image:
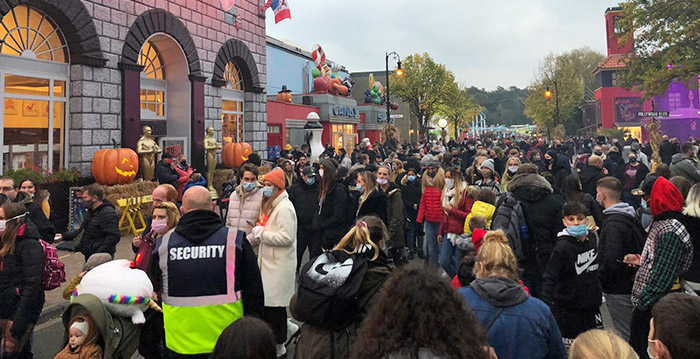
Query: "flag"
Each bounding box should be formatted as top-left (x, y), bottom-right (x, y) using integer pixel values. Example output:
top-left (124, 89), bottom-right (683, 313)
top-left (272, 0), bottom-right (291, 24)
top-left (262, 0), bottom-right (273, 12)
top-left (220, 0), bottom-right (235, 12)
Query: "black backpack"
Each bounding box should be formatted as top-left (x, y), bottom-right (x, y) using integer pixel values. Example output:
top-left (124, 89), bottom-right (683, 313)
top-left (295, 250), bottom-right (367, 330)
top-left (492, 192), bottom-right (529, 262)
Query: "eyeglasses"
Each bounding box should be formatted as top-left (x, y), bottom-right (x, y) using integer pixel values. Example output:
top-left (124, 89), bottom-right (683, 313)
top-left (0, 187), bottom-right (15, 192)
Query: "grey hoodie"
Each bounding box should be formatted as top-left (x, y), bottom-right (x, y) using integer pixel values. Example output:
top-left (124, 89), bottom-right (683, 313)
top-left (671, 153), bottom-right (700, 182)
top-left (602, 202), bottom-right (636, 218)
top-left (471, 276), bottom-right (529, 307)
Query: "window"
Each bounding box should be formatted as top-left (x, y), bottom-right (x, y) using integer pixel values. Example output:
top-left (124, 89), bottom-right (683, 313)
top-left (138, 40), bottom-right (166, 119)
top-left (268, 125), bottom-right (281, 134)
top-left (668, 92), bottom-right (682, 111)
top-left (611, 71), bottom-right (619, 87)
top-left (0, 5), bottom-right (68, 63)
top-left (221, 61), bottom-right (244, 143)
top-left (1, 6), bottom-right (69, 173)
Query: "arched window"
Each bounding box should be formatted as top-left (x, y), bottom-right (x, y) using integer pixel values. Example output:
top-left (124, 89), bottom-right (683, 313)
top-left (0, 5), bottom-right (69, 173)
top-left (221, 61), bottom-right (245, 143)
top-left (139, 40), bottom-right (166, 119)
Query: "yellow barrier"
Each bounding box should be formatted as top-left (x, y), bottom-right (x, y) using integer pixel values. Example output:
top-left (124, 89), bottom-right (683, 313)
top-left (117, 195), bottom-right (153, 235)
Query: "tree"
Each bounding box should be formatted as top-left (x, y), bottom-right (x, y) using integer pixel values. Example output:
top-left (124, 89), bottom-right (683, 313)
top-left (558, 47), bottom-right (605, 91)
top-left (523, 53), bottom-right (584, 135)
top-left (391, 53), bottom-right (455, 135)
top-left (438, 83), bottom-right (482, 139)
top-left (465, 86), bottom-right (530, 126)
top-left (619, 0), bottom-right (700, 98)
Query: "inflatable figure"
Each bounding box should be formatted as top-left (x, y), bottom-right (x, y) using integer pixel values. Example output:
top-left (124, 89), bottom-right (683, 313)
top-left (75, 260), bottom-right (155, 324)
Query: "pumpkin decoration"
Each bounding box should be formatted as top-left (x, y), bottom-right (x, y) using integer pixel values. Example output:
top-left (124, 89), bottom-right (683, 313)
top-left (222, 142), bottom-right (253, 168)
top-left (92, 146), bottom-right (139, 185)
top-left (276, 85), bottom-right (292, 102)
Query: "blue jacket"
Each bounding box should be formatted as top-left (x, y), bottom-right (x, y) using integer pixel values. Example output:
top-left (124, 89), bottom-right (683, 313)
top-left (459, 277), bottom-right (566, 359)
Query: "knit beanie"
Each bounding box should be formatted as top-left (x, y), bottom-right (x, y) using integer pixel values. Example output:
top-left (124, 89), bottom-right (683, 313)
top-left (471, 228), bottom-right (488, 252)
top-left (264, 168), bottom-right (286, 189)
top-left (480, 158), bottom-right (495, 172)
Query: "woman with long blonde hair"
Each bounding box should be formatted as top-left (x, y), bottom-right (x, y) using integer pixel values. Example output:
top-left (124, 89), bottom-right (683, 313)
top-left (568, 330), bottom-right (638, 359)
top-left (291, 216), bottom-right (392, 358)
top-left (682, 182), bottom-right (700, 293)
top-left (438, 166), bottom-right (474, 278)
top-left (416, 159), bottom-right (445, 270)
top-left (458, 230), bottom-right (566, 359)
top-left (356, 170), bottom-right (387, 224)
top-left (248, 168), bottom-right (298, 357)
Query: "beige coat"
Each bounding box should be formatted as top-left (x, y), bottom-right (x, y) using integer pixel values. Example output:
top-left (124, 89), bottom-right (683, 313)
top-left (226, 184), bottom-right (264, 253)
top-left (258, 190), bottom-right (297, 307)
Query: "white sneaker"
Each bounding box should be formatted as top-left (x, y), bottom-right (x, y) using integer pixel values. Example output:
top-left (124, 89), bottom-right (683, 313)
top-left (276, 343), bottom-right (287, 358)
top-left (286, 318), bottom-right (300, 340)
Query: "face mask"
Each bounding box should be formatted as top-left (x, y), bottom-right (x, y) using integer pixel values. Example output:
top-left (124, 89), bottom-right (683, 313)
top-left (444, 178), bottom-right (453, 188)
top-left (407, 175), bottom-right (417, 182)
top-left (306, 177), bottom-right (315, 185)
top-left (356, 184), bottom-right (363, 191)
top-left (594, 151), bottom-right (603, 156)
top-left (0, 213), bottom-right (26, 233)
top-left (566, 224), bottom-right (588, 237)
top-left (641, 199), bottom-right (648, 209)
top-left (533, 155), bottom-right (541, 161)
top-left (242, 182), bottom-right (256, 192)
top-left (263, 187), bottom-right (274, 198)
top-left (151, 219), bottom-right (169, 234)
top-left (427, 171), bottom-right (437, 178)
top-left (508, 166), bottom-right (519, 174)
top-left (596, 193), bottom-right (604, 206)
top-left (377, 178), bottom-right (388, 185)
top-left (469, 146), bottom-right (475, 151)
top-left (629, 157), bottom-right (638, 163)
top-left (84, 200), bottom-right (96, 209)
top-left (319, 169), bottom-right (324, 178)
top-left (180, 161), bottom-right (187, 166)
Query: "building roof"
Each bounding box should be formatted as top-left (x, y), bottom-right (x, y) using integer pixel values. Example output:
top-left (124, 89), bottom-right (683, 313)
top-left (593, 54), bottom-right (627, 74)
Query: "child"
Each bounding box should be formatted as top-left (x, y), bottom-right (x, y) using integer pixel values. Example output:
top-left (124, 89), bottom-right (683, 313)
top-left (54, 316), bottom-right (102, 359)
top-left (452, 216), bottom-right (487, 289)
top-left (62, 253), bottom-right (112, 300)
top-left (464, 189), bottom-right (496, 234)
top-left (542, 201), bottom-right (602, 347)
top-left (467, 216), bottom-right (489, 252)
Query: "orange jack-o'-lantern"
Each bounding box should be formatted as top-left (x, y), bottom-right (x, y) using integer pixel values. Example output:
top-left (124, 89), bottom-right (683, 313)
top-left (92, 147), bottom-right (139, 185)
top-left (277, 92), bottom-right (292, 102)
top-left (222, 142), bottom-right (253, 168)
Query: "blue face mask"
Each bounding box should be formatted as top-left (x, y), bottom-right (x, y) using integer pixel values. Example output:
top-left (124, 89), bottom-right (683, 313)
top-left (407, 175), bottom-right (417, 182)
top-left (263, 187), bottom-right (274, 198)
top-left (356, 184), bottom-right (362, 191)
top-left (241, 182), bottom-right (256, 192)
top-left (567, 224), bottom-right (588, 237)
top-left (306, 177), bottom-right (315, 185)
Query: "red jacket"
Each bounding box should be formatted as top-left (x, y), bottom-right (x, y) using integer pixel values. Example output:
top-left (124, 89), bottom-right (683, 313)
top-left (417, 186), bottom-right (444, 223)
top-left (439, 191), bottom-right (474, 236)
top-left (175, 166), bottom-right (193, 201)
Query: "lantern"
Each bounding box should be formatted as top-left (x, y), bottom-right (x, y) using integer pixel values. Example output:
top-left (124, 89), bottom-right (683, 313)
top-left (92, 147), bottom-right (139, 185)
top-left (222, 142), bottom-right (253, 168)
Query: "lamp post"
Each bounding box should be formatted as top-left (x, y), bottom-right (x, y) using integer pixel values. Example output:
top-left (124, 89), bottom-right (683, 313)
top-left (544, 80), bottom-right (560, 128)
top-left (438, 118), bottom-right (448, 141)
top-left (385, 51), bottom-right (403, 124)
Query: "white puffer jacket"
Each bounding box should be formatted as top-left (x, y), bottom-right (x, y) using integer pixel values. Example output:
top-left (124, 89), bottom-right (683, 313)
top-left (226, 183), bottom-right (264, 253)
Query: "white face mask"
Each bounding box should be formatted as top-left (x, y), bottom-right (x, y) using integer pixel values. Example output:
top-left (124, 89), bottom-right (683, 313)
top-left (445, 178), bottom-right (454, 188)
top-left (377, 178), bottom-right (388, 185)
top-left (0, 213), bottom-right (26, 233)
top-left (319, 169), bottom-right (324, 178)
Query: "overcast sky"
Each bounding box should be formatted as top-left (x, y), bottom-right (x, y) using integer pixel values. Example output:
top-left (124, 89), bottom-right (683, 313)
top-left (265, 0), bottom-right (617, 90)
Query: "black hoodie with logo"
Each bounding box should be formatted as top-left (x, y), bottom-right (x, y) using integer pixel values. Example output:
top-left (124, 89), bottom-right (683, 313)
top-left (542, 230), bottom-right (602, 312)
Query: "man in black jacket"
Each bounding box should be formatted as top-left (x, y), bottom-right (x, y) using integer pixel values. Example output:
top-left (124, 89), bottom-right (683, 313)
top-left (579, 155), bottom-right (607, 198)
top-left (507, 167), bottom-right (565, 298)
top-left (596, 177), bottom-right (646, 341)
top-left (155, 153), bottom-right (179, 187)
top-left (289, 166), bottom-right (320, 268)
top-left (63, 183), bottom-right (120, 261)
top-left (659, 135), bottom-right (678, 165)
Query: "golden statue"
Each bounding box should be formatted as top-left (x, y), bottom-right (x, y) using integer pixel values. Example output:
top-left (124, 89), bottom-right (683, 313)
top-left (137, 126), bottom-right (161, 181)
top-left (645, 118), bottom-right (663, 171)
top-left (204, 126), bottom-right (222, 199)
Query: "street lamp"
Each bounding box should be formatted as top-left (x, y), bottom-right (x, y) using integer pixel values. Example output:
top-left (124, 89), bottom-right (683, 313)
top-left (438, 118), bottom-right (448, 141)
top-left (386, 51), bottom-right (402, 125)
top-left (544, 80), bottom-right (560, 128)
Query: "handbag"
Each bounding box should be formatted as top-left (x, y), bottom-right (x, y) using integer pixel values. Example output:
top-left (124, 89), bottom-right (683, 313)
top-left (133, 230), bottom-right (156, 271)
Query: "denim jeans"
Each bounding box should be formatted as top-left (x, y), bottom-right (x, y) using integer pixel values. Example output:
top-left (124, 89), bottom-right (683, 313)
top-left (604, 293), bottom-right (634, 342)
top-left (439, 235), bottom-right (462, 278)
top-left (424, 221), bottom-right (440, 270)
top-left (405, 219), bottom-right (424, 254)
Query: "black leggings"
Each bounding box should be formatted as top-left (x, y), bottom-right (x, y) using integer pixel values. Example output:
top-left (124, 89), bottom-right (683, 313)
top-left (629, 307), bottom-right (652, 359)
top-left (263, 306), bottom-right (288, 344)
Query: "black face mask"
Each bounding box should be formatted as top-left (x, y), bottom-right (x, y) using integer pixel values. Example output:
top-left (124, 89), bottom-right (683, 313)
top-left (427, 171), bottom-right (437, 178)
top-left (180, 161), bottom-right (187, 166)
top-left (594, 151), bottom-right (603, 156)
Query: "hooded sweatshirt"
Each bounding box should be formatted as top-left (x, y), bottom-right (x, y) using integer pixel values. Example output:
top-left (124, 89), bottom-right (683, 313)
top-left (459, 277), bottom-right (566, 359)
top-left (541, 230), bottom-right (602, 312)
top-left (599, 202), bottom-right (647, 294)
top-left (632, 177), bottom-right (693, 311)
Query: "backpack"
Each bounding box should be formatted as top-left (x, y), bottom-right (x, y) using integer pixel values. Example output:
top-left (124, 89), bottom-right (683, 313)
top-left (342, 185), bottom-right (359, 225)
top-left (39, 239), bottom-right (66, 290)
top-left (492, 192), bottom-right (528, 262)
top-left (294, 250), bottom-right (368, 330)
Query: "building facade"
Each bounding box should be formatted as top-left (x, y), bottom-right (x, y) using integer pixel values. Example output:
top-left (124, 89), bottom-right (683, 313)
top-left (0, 0), bottom-right (268, 175)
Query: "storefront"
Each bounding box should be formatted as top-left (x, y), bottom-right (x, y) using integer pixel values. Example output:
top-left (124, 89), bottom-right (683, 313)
top-left (0, 0), bottom-right (268, 175)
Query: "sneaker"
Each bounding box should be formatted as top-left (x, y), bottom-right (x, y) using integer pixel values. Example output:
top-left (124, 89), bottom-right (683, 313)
top-left (286, 318), bottom-right (300, 345)
top-left (408, 251), bottom-right (415, 260)
top-left (417, 250), bottom-right (426, 259)
top-left (276, 344), bottom-right (287, 358)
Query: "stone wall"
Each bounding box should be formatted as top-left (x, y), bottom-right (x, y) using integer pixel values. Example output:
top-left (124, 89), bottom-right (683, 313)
top-left (67, 0), bottom-right (267, 174)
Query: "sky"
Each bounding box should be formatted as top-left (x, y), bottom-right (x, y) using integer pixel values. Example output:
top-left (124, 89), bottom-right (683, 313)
top-left (265, 0), bottom-right (618, 91)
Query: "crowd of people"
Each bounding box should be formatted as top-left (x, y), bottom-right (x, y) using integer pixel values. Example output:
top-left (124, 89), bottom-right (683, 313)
top-left (1, 134), bottom-right (700, 359)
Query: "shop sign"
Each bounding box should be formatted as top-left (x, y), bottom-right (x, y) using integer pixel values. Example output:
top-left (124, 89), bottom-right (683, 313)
top-left (377, 113), bottom-right (395, 124)
top-left (332, 105), bottom-right (358, 118)
top-left (637, 111), bottom-right (669, 117)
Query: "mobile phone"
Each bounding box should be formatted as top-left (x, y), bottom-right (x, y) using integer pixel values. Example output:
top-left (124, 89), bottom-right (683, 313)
top-left (246, 220), bottom-right (256, 227)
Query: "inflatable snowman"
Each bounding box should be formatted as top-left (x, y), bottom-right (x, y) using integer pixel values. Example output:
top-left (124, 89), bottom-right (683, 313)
top-left (75, 259), bottom-right (154, 324)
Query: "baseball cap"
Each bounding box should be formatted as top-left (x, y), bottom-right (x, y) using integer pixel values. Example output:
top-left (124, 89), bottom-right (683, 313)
top-left (302, 166), bottom-right (315, 177)
top-left (632, 175), bottom-right (659, 196)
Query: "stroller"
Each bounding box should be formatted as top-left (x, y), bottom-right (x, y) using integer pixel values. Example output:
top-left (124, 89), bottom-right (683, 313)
top-left (61, 294), bottom-right (141, 359)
